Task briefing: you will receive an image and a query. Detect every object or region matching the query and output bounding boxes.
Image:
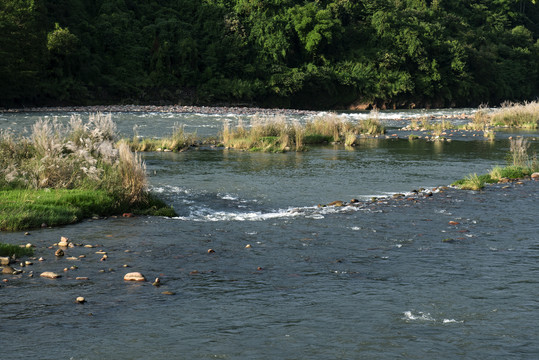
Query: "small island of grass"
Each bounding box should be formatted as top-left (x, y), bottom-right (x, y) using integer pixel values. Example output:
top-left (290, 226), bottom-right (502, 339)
top-left (0, 113), bottom-right (176, 231)
top-left (452, 137), bottom-right (538, 190)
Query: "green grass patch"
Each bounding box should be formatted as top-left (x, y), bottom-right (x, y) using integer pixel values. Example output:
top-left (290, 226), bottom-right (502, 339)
top-left (0, 243), bottom-right (34, 257)
top-left (0, 188), bottom-right (175, 231)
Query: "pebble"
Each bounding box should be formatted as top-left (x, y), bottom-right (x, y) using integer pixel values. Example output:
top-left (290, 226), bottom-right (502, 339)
top-left (40, 271), bottom-right (61, 279)
top-left (123, 272), bottom-right (146, 282)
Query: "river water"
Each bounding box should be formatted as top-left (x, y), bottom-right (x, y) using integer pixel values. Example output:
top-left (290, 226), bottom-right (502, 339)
top-left (1, 109), bottom-right (538, 359)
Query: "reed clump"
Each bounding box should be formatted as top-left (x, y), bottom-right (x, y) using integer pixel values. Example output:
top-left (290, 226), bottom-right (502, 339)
top-left (220, 113), bottom-right (385, 152)
top-left (128, 123), bottom-right (197, 152)
top-left (0, 113), bottom-right (175, 230)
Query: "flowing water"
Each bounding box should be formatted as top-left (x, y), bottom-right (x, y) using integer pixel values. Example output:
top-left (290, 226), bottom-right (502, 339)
top-left (1, 110), bottom-right (538, 359)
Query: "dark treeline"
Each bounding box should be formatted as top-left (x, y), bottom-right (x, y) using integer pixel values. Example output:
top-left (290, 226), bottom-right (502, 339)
top-left (1, 0), bottom-right (539, 109)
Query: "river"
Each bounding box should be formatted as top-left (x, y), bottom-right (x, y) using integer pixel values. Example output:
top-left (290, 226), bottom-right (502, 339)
top-left (1, 109), bottom-right (538, 359)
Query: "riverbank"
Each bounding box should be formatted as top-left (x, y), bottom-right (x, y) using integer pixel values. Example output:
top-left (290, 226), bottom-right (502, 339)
top-left (0, 104), bottom-right (319, 116)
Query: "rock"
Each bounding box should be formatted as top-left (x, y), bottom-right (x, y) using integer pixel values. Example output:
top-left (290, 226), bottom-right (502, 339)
top-left (2, 266), bottom-right (16, 274)
top-left (55, 249), bottom-right (64, 257)
top-left (531, 172), bottom-right (539, 180)
top-left (327, 201), bottom-right (345, 207)
top-left (245, 244), bottom-right (252, 248)
top-left (58, 236), bottom-right (69, 247)
top-left (76, 277), bottom-right (89, 280)
top-left (75, 297), bottom-right (86, 304)
top-left (161, 291), bottom-right (175, 295)
top-left (350, 198), bottom-right (360, 204)
top-left (449, 221), bottom-right (460, 225)
top-left (0, 257), bottom-right (10, 266)
top-left (40, 271), bottom-right (61, 279)
top-left (38, 257), bottom-right (45, 261)
top-left (66, 256), bottom-right (78, 261)
top-left (122, 213), bottom-right (135, 218)
top-left (123, 272), bottom-right (146, 282)
top-left (152, 278), bottom-right (161, 286)
top-left (25, 243), bottom-right (33, 248)
top-left (207, 249), bottom-right (215, 253)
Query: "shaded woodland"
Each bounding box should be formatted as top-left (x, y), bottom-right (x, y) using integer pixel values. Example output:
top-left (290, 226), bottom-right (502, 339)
top-left (1, 0), bottom-right (538, 109)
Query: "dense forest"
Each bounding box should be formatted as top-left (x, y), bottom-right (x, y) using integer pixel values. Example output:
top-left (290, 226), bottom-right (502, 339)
top-left (1, 0), bottom-right (539, 109)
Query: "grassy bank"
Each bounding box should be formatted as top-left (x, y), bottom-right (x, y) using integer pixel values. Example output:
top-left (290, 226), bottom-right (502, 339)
top-left (452, 137), bottom-right (538, 190)
top-left (0, 113), bottom-right (175, 231)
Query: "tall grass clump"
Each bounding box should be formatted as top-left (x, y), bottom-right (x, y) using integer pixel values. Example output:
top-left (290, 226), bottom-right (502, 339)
top-left (221, 115), bottom-right (295, 152)
top-left (0, 113), bottom-right (175, 230)
top-left (490, 101), bottom-right (539, 129)
top-left (127, 123), bottom-right (197, 152)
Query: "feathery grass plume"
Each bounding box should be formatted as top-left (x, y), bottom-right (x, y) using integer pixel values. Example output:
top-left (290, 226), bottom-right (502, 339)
top-left (509, 137), bottom-right (530, 167)
top-left (292, 120), bottom-right (305, 151)
top-left (118, 142), bottom-right (147, 204)
top-left (31, 117), bottom-right (64, 158)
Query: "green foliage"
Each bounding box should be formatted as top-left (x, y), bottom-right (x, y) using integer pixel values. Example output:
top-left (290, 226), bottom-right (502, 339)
top-left (1, 0), bottom-right (539, 108)
top-left (0, 114), bottom-right (175, 230)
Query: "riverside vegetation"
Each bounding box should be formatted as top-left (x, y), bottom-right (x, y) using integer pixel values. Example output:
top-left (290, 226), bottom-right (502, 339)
top-left (0, 113), bottom-right (175, 231)
top-left (452, 137), bottom-right (539, 190)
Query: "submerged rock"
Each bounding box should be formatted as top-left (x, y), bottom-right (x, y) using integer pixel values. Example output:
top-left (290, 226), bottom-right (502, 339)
top-left (124, 272), bottom-right (146, 282)
top-left (2, 266), bottom-right (16, 274)
top-left (327, 201), bottom-right (345, 207)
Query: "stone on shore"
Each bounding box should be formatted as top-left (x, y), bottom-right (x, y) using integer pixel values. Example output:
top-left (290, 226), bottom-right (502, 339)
top-left (0, 257), bottom-right (10, 266)
top-left (531, 172), bottom-right (539, 180)
top-left (40, 271), bottom-right (61, 279)
top-left (124, 272), bottom-right (146, 282)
